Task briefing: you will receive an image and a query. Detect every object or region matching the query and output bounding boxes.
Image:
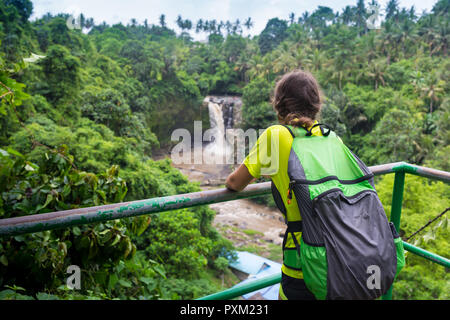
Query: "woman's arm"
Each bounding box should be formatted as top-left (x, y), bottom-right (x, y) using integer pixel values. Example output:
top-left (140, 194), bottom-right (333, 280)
top-left (225, 164), bottom-right (256, 192)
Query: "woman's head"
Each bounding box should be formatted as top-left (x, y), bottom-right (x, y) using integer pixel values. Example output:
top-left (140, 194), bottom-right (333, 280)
top-left (272, 70), bottom-right (322, 128)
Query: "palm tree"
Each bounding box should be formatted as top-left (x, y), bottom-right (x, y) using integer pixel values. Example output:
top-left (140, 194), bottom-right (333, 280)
top-left (244, 17), bottom-right (253, 31)
top-left (272, 46), bottom-right (298, 74)
top-left (408, 5), bottom-right (417, 21)
top-left (330, 69), bottom-right (347, 90)
top-left (359, 31), bottom-right (378, 63)
top-left (420, 73), bottom-right (444, 113)
top-left (176, 15), bottom-right (183, 30)
top-left (184, 19), bottom-right (192, 31)
top-left (209, 19), bottom-right (217, 34)
top-left (233, 19), bottom-right (242, 34)
top-left (311, 48), bottom-right (326, 71)
top-left (355, 58), bottom-right (389, 90)
top-left (385, 0), bottom-right (399, 21)
top-left (366, 58), bottom-right (388, 90)
top-left (203, 20), bottom-right (210, 33)
top-left (378, 21), bottom-right (397, 64)
top-left (159, 14), bottom-right (166, 28)
top-left (196, 19), bottom-right (203, 33)
top-left (299, 11), bottom-right (310, 29)
top-left (430, 21), bottom-right (449, 56)
top-left (218, 21), bottom-right (225, 35)
top-left (235, 42), bottom-right (257, 82)
top-left (341, 6), bottom-right (354, 25)
top-left (328, 47), bottom-right (354, 90)
top-left (261, 55), bottom-right (273, 80)
top-left (356, 0), bottom-right (367, 35)
top-left (289, 26), bottom-right (309, 47)
top-left (225, 20), bottom-right (232, 34)
top-left (289, 12), bottom-right (295, 25)
top-left (398, 19), bottom-right (417, 57)
top-left (410, 70), bottom-right (425, 93)
top-left (247, 55), bottom-right (264, 80)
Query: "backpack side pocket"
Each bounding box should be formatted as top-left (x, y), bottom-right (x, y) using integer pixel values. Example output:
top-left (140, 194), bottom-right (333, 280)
top-left (389, 222), bottom-right (405, 277)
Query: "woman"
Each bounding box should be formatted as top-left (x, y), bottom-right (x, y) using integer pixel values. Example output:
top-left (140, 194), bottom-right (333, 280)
top-left (225, 70), bottom-right (322, 300)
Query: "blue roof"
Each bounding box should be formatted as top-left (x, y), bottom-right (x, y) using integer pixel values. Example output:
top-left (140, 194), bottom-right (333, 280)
top-left (229, 251), bottom-right (282, 300)
top-left (229, 251), bottom-right (282, 275)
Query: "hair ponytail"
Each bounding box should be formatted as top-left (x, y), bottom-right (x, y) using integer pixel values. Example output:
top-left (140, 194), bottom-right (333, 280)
top-left (283, 115), bottom-right (315, 128)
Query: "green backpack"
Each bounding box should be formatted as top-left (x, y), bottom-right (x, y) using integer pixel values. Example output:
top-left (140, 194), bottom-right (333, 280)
top-left (272, 124), bottom-right (405, 300)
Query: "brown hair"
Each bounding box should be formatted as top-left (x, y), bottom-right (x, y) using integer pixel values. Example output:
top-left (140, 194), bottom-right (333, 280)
top-left (272, 70), bottom-right (322, 128)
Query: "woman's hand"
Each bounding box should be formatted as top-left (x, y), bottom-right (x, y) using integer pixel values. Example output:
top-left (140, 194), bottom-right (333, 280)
top-left (225, 164), bottom-right (255, 192)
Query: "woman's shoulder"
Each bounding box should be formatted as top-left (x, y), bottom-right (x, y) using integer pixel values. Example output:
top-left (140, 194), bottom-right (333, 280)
top-left (264, 124), bottom-right (291, 133)
top-left (264, 124), bottom-right (294, 138)
top-left (255, 125), bottom-right (294, 148)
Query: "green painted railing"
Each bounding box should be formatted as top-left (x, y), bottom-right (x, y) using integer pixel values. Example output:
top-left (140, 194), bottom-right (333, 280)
top-left (0, 162), bottom-right (449, 300)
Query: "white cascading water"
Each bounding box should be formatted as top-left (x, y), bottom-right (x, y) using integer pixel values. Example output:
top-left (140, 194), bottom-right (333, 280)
top-left (203, 100), bottom-right (232, 164)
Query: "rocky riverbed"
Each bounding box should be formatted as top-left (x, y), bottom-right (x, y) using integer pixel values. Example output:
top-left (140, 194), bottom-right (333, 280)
top-left (160, 150), bottom-right (286, 262)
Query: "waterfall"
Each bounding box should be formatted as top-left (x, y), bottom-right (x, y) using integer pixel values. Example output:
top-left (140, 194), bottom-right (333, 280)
top-left (203, 100), bottom-right (230, 164)
top-left (169, 95), bottom-right (242, 186)
top-left (208, 102), bottom-right (226, 144)
top-left (202, 96), bottom-right (241, 164)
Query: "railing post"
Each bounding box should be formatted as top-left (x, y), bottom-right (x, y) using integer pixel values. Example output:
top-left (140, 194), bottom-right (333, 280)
top-left (390, 170), bottom-right (405, 233)
top-left (382, 170), bottom-right (406, 300)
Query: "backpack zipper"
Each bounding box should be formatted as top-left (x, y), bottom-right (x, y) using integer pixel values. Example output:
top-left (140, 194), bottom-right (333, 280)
top-left (287, 180), bottom-right (295, 205)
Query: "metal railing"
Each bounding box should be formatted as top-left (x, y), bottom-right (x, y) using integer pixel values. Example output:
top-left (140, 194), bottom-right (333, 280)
top-left (0, 162), bottom-right (449, 300)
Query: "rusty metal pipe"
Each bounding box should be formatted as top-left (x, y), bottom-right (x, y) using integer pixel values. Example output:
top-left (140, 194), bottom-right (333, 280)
top-left (371, 162), bottom-right (450, 183)
top-left (0, 182), bottom-right (271, 237)
top-left (0, 162), bottom-right (449, 237)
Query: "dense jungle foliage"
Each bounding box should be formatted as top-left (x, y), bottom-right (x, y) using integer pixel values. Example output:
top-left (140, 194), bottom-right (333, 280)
top-left (0, 0), bottom-right (449, 299)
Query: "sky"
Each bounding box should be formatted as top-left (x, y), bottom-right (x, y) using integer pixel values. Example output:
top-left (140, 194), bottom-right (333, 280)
top-left (30, 0), bottom-right (439, 40)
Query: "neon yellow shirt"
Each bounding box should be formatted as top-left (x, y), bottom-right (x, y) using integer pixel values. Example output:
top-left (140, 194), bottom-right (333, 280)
top-left (243, 121), bottom-right (323, 278)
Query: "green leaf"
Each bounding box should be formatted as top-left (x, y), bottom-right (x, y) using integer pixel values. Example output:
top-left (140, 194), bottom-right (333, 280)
top-left (0, 255), bottom-right (8, 266)
top-left (108, 274), bottom-right (118, 290)
top-left (42, 194), bottom-right (54, 209)
top-left (96, 189), bottom-right (106, 202)
top-left (116, 260), bottom-right (125, 273)
top-left (62, 184), bottom-right (71, 197)
top-left (72, 226), bottom-right (81, 236)
top-left (98, 230), bottom-right (113, 245)
top-left (5, 285), bottom-right (26, 292)
top-left (154, 265), bottom-right (166, 279)
top-left (0, 289), bottom-right (16, 299)
top-left (0, 148), bottom-right (8, 156)
top-left (139, 277), bottom-right (153, 285)
top-left (110, 234), bottom-right (121, 246)
top-left (13, 235), bottom-right (26, 242)
top-left (118, 279), bottom-right (132, 288)
top-left (6, 148), bottom-right (24, 158)
top-left (36, 292), bottom-right (58, 300)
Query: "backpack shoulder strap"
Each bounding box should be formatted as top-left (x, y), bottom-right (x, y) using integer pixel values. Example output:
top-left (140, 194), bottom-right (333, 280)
top-left (305, 123), bottom-right (332, 136)
top-left (281, 124), bottom-right (295, 138)
top-left (281, 123), bottom-right (332, 138)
